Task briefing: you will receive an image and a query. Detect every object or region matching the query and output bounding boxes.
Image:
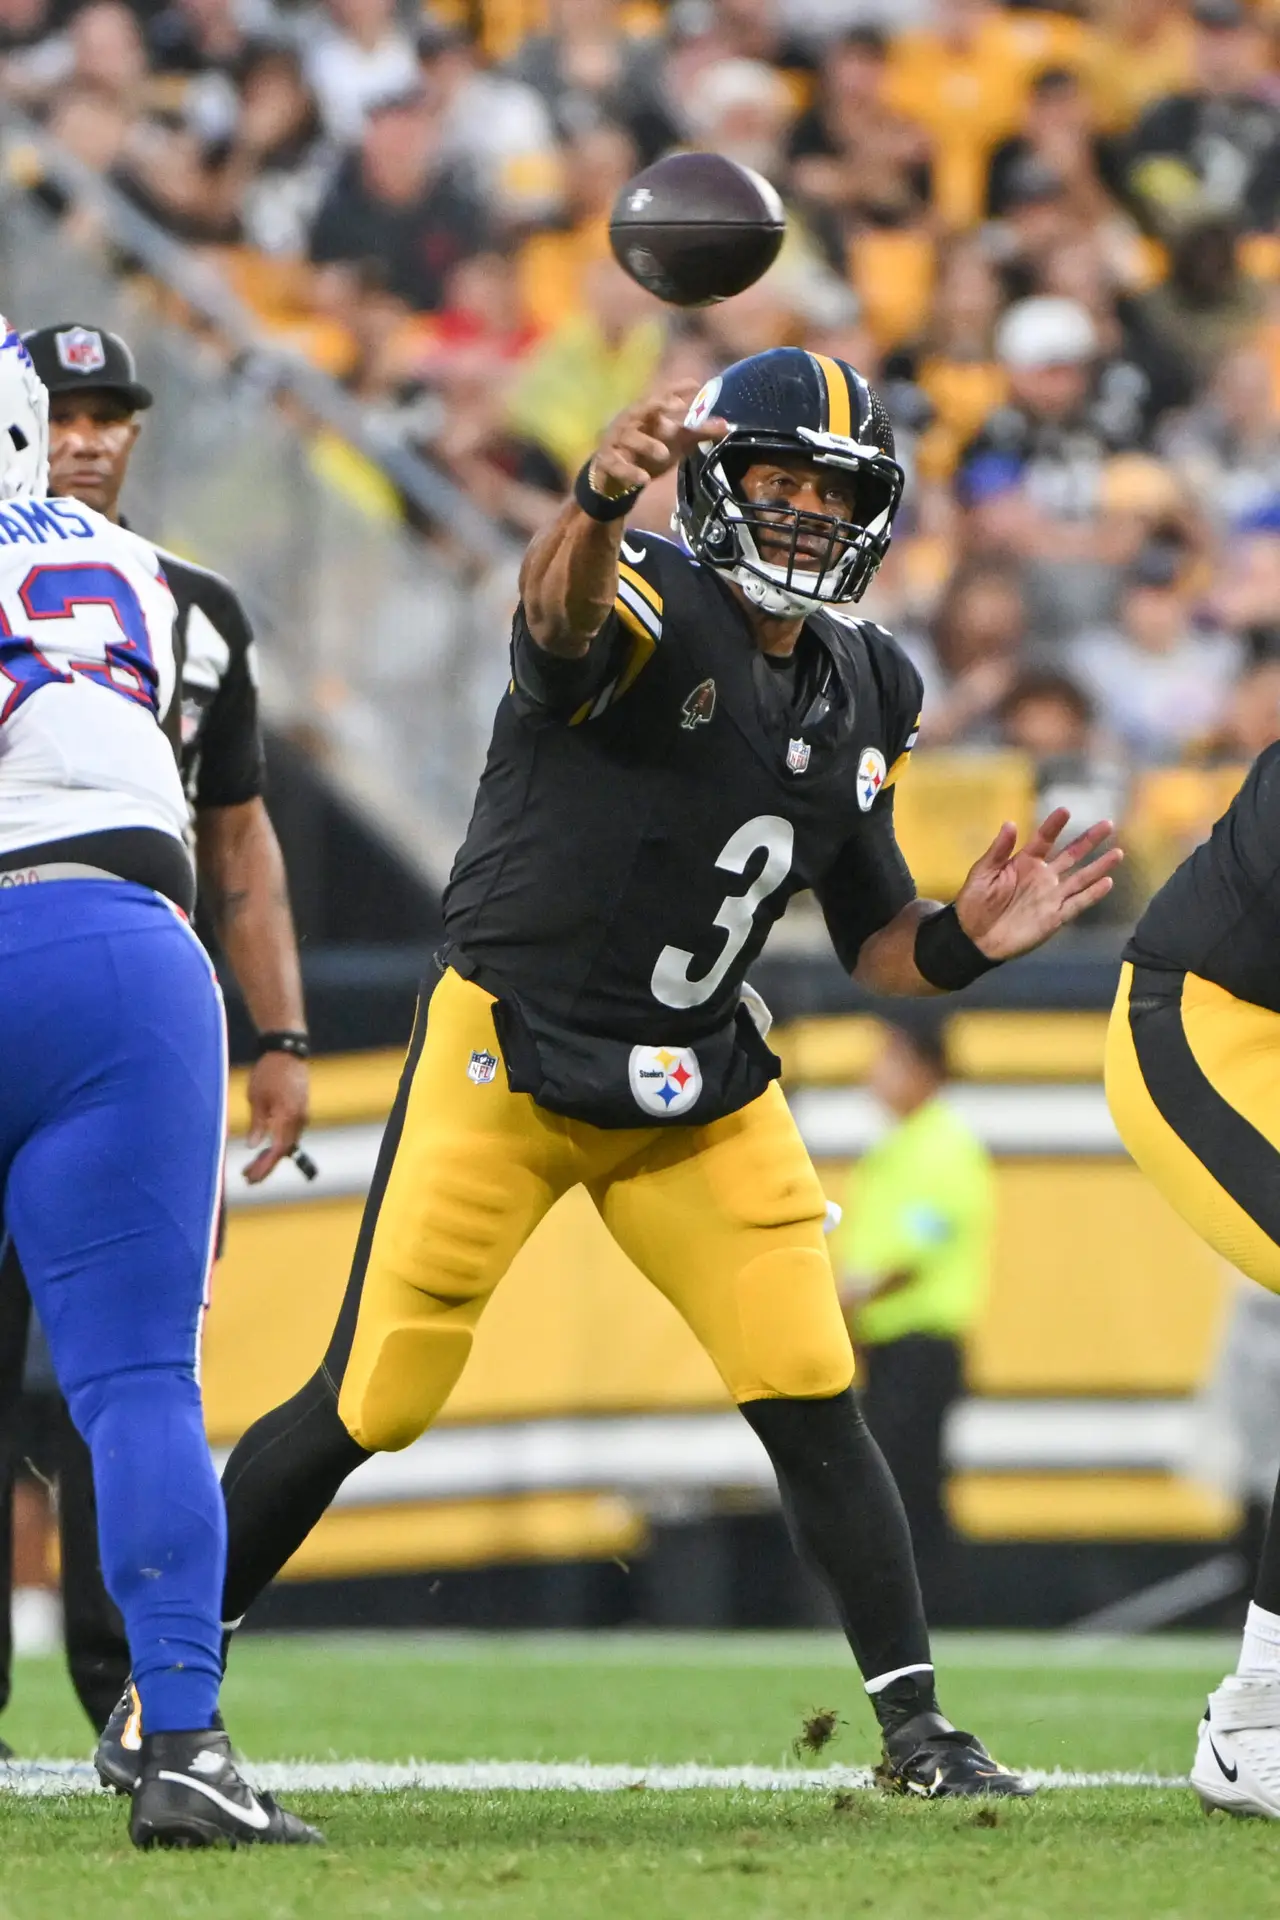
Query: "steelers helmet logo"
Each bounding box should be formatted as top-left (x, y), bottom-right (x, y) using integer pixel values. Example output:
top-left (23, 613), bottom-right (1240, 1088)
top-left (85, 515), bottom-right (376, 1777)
top-left (628, 1044), bottom-right (703, 1117)
top-left (684, 376), bottom-right (722, 431)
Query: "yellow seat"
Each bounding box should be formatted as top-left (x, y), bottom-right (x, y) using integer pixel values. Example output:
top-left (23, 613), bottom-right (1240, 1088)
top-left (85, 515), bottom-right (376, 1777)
top-left (1124, 766), bottom-right (1248, 896)
top-left (893, 750), bottom-right (1036, 900)
top-left (848, 230), bottom-right (937, 351)
top-left (516, 218), bottom-right (611, 334)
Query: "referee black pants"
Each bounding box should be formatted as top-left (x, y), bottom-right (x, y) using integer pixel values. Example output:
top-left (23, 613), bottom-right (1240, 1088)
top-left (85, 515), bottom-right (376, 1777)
top-left (0, 1239), bottom-right (128, 1735)
top-left (859, 1334), bottom-right (964, 1617)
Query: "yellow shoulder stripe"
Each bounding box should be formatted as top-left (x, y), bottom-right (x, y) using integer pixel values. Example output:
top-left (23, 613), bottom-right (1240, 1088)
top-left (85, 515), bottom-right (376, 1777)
top-left (617, 561), bottom-right (663, 615)
top-left (613, 597), bottom-right (653, 647)
top-left (883, 748), bottom-right (912, 791)
top-left (612, 601), bottom-right (657, 698)
top-left (568, 599), bottom-right (657, 725)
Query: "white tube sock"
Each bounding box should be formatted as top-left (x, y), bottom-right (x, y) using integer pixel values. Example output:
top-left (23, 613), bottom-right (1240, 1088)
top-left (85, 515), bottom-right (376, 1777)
top-left (1238, 1602), bottom-right (1280, 1678)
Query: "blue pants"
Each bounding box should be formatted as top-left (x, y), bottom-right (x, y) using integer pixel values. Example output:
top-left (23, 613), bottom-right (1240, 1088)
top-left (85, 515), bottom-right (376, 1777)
top-left (0, 880), bottom-right (227, 1733)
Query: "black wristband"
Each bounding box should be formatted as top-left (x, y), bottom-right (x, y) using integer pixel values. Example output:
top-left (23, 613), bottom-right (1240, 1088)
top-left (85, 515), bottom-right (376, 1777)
top-left (913, 904), bottom-right (1002, 992)
top-left (255, 1029), bottom-right (310, 1060)
top-left (574, 460), bottom-right (641, 523)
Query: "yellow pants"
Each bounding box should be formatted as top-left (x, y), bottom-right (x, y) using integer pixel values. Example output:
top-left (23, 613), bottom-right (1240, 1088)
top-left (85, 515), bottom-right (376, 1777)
top-left (329, 968), bottom-right (855, 1451)
top-left (1106, 961), bottom-right (1280, 1292)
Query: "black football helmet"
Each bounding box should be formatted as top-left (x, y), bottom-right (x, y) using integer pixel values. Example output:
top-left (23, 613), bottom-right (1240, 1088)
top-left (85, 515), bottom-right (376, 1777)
top-left (675, 347), bottom-right (904, 616)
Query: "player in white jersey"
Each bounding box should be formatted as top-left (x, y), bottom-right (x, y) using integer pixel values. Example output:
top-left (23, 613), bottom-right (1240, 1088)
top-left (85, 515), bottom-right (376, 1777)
top-left (0, 323), bottom-right (318, 1848)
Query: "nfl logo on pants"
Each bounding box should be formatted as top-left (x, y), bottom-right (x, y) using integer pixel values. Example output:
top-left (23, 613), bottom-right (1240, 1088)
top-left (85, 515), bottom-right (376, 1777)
top-left (467, 1049), bottom-right (498, 1085)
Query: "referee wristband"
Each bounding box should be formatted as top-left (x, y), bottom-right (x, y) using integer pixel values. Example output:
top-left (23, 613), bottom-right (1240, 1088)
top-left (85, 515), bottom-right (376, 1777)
top-left (255, 1029), bottom-right (310, 1061)
top-left (574, 460), bottom-right (641, 523)
top-left (913, 904), bottom-right (1001, 992)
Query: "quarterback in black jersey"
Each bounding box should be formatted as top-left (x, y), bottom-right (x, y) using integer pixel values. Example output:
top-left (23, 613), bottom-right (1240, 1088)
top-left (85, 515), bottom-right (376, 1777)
top-left (198, 349), bottom-right (1118, 1804)
top-left (1109, 746), bottom-right (1280, 1818)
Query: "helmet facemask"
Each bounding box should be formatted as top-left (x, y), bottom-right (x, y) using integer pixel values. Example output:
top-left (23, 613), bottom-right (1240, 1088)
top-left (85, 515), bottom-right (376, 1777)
top-left (677, 425), bottom-right (904, 617)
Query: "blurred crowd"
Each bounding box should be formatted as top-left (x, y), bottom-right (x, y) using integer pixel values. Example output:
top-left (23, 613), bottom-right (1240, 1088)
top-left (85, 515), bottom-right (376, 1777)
top-left (10, 0), bottom-right (1280, 897)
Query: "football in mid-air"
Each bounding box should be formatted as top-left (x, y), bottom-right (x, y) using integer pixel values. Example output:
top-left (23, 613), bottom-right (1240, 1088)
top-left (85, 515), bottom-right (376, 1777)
top-left (609, 152), bottom-right (786, 308)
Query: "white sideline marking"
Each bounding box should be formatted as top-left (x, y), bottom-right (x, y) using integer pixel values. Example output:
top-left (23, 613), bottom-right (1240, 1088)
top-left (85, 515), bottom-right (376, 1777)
top-left (0, 1759), bottom-right (1186, 1796)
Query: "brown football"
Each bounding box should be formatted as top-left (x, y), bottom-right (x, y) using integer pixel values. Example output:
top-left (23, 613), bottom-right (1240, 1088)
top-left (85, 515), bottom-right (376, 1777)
top-left (609, 151), bottom-right (786, 308)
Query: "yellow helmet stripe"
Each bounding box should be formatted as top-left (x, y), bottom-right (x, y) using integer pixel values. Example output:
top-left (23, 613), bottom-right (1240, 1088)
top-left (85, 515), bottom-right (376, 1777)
top-left (809, 352), bottom-right (851, 439)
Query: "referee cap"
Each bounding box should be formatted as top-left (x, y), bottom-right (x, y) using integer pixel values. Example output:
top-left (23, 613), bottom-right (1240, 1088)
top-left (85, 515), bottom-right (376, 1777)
top-left (21, 324), bottom-right (152, 412)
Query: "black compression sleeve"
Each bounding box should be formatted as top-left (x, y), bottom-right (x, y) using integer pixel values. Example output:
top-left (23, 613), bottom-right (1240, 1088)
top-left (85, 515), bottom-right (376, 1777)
top-left (741, 1390), bottom-right (933, 1684)
top-left (509, 604), bottom-right (630, 718)
top-left (815, 790), bottom-right (917, 973)
top-left (219, 1369), bottom-right (368, 1623)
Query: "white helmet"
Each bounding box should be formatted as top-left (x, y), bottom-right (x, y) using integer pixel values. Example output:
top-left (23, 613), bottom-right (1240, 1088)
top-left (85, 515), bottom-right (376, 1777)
top-left (0, 322), bottom-right (49, 500)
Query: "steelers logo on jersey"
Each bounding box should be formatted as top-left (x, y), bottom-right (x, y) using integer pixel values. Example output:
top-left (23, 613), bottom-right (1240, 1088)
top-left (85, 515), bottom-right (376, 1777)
top-left (856, 747), bottom-right (888, 811)
top-left (629, 1044), bottom-right (703, 1117)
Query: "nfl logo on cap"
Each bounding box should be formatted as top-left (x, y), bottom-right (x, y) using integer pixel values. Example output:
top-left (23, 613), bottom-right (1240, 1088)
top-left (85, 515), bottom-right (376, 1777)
top-left (55, 327), bottom-right (106, 376)
top-left (786, 737), bottom-right (810, 775)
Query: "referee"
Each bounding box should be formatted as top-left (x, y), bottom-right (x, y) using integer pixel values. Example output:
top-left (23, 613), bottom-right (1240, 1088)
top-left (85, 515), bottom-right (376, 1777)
top-left (0, 323), bottom-right (309, 1739)
top-left (835, 1015), bottom-right (994, 1611)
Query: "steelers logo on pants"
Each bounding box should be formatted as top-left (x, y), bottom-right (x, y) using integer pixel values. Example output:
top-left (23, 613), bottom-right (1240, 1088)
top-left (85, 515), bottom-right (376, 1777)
top-left (629, 1044), bottom-right (703, 1117)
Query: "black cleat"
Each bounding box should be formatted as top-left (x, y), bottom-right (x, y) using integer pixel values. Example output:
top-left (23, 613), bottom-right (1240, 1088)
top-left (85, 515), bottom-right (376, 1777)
top-left (95, 1681), bottom-right (143, 1794)
top-left (875, 1710), bottom-right (1036, 1800)
top-left (130, 1728), bottom-right (324, 1849)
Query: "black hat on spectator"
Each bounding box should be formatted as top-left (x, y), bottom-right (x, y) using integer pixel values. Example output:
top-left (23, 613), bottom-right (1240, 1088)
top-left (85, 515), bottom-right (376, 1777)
top-left (838, 25), bottom-right (888, 57)
top-left (417, 21), bottom-right (470, 60)
top-left (1126, 543), bottom-right (1186, 591)
top-left (1192, 0), bottom-right (1249, 27)
top-left (1003, 156), bottom-right (1068, 210)
top-left (21, 325), bottom-right (152, 411)
top-left (882, 1008), bottom-right (951, 1080)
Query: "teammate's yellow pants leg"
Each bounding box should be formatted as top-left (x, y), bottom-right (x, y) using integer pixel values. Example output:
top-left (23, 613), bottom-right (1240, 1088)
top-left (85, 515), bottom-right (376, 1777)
top-left (1106, 960), bottom-right (1280, 1292)
top-left (333, 969), bottom-right (855, 1452)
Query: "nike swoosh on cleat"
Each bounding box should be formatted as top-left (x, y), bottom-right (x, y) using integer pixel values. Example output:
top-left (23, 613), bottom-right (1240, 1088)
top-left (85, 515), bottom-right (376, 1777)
top-left (1209, 1738), bottom-right (1239, 1784)
top-left (155, 1771), bottom-right (272, 1830)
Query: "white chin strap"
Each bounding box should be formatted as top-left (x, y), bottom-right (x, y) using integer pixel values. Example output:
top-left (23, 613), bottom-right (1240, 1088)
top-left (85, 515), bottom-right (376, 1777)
top-left (734, 565), bottom-right (842, 618)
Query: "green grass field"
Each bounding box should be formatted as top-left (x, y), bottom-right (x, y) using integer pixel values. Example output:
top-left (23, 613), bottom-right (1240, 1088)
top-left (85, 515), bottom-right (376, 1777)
top-left (0, 1631), bottom-right (1275, 1920)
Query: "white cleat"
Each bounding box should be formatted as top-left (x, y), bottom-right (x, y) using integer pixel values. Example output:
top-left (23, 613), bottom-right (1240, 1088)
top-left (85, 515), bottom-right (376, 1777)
top-left (1192, 1677), bottom-right (1280, 1818)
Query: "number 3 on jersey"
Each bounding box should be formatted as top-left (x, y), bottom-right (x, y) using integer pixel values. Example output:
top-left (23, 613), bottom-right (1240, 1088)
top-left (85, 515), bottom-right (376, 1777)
top-left (651, 815), bottom-right (794, 1010)
top-left (0, 563), bottom-right (158, 724)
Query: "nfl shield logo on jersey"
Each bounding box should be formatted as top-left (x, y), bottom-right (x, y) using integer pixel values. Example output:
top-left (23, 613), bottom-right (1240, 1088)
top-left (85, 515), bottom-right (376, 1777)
top-left (55, 327), bottom-right (107, 375)
top-left (467, 1049), bottom-right (498, 1086)
top-left (628, 1044), bottom-right (702, 1118)
top-left (857, 747), bottom-right (888, 810)
top-left (786, 737), bottom-right (810, 775)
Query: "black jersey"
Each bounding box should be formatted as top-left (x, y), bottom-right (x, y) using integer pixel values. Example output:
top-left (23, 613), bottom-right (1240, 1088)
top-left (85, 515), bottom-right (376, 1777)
top-left (443, 534), bottom-right (922, 1054)
top-left (153, 548), bottom-right (266, 811)
top-left (1126, 745), bottom-right (1280, 1012)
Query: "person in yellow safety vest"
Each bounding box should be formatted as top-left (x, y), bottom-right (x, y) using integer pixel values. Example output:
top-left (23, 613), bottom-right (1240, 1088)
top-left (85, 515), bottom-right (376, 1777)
top-left (834, 1013), bottom-right (995, 1611)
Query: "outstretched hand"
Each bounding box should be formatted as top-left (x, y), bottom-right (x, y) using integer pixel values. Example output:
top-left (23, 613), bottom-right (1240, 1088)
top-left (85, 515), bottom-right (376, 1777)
top-left (955, 809), bottom-right (1123, 962)
top-left (588, 381), bottom-right (729, 498)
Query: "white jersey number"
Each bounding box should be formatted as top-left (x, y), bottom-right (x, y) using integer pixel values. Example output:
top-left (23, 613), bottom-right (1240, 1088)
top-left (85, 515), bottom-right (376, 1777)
top-left (650, 815), bottom-right (794, 1010)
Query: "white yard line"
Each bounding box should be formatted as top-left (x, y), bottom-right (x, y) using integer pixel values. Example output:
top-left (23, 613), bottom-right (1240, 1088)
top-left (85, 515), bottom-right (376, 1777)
top-left (204, 1629), bottom-right (1237, 1672)
top-left (0, 1759), bottom-right (1187, 1796)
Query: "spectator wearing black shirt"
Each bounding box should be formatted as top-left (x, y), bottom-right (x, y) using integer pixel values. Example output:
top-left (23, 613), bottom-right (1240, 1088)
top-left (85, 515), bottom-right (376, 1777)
top-left (787, 27), bottom-right (932, 238)
top-left (986, 67), bottom-right (1108, 226)
top-left (959, 295), bottom-right (1147, 638)
top-left (309, 85), bottom-right (492, 313)
top-left (1127, 0), bottom-right (1280, 235)
top-left (145, 0), bottom-right (259, 78)
top-left (508, 0), bottom-right (678, 165)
